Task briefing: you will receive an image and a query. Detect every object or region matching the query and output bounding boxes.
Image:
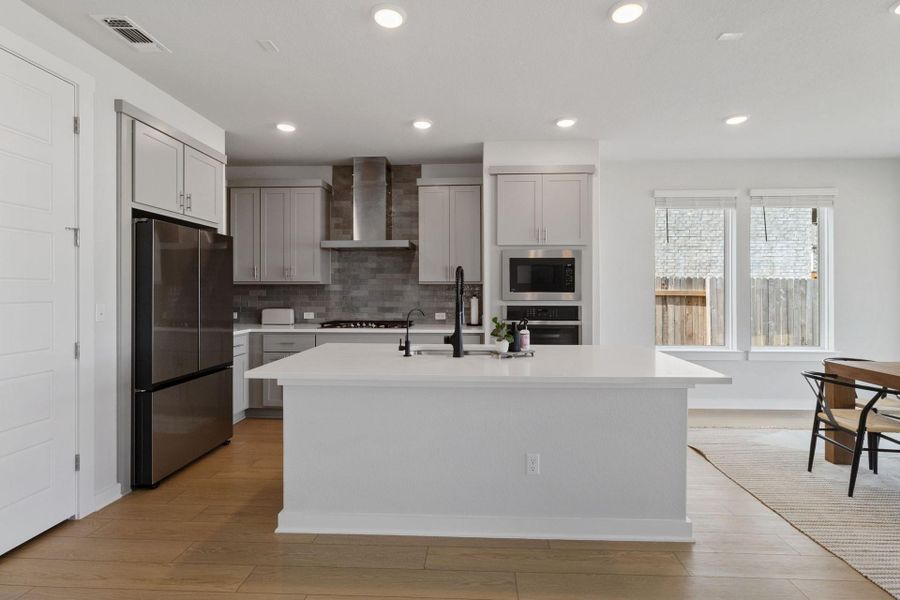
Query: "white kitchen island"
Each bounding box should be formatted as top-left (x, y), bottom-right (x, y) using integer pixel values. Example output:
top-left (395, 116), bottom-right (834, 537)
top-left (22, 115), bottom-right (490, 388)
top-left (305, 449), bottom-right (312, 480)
top-left (246, 343), bottom-right (729, 541)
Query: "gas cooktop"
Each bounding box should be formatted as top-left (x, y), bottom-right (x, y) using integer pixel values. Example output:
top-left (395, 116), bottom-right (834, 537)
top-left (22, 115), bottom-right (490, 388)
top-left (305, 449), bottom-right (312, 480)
top-left (319, 320), bottom-right (409, 329)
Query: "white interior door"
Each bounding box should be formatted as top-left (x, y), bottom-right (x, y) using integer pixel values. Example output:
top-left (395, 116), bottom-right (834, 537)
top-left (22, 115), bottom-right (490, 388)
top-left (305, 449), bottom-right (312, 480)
top-left (0, 48), bottom-right (78, 555)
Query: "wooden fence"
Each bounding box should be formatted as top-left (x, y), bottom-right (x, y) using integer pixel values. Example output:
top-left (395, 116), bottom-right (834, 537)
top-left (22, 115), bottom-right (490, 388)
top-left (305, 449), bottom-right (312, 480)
top-left (655, 276), bottom-right (818, 347)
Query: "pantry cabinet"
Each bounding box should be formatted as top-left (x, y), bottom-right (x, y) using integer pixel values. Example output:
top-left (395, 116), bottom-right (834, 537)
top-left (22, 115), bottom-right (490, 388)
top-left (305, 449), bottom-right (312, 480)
top-left (133, 120), bottom-right (223, 225)
top-left (230, 183), bottom-right (331, 284)
top-left (418, 185), bottom-right (482, 283)
top-left (496, 173), bottom-right (588, 245)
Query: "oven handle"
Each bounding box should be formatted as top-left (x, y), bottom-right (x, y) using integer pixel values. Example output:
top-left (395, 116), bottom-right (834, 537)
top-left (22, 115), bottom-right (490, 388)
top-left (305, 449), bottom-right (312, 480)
top-left (509, 320), bottom-right (582, 326)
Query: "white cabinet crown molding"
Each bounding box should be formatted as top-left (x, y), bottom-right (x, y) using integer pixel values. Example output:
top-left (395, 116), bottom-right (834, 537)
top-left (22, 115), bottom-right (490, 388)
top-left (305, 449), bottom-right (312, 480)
top-left (488, 164), bottom-right (595, 175)
top-left (114, 99), bottom-right (227, 164)
top-left (228, 178), bottom-right (333, 192)
top-left (416, 177), bottom-right (483, 186)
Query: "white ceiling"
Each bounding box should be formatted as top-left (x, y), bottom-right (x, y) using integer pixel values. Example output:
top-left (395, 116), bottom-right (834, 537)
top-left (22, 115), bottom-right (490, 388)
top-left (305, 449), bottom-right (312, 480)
top-left (23, 0), bottom-right (900, 164)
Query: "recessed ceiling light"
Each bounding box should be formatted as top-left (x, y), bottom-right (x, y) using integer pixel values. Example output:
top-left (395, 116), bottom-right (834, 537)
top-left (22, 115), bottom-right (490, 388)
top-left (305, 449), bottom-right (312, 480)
top-left (892, 1), bottom-right (900, 15)
top-left (724, 115), bottom-right (749, 126)
top-left (556, 118), bottom-right (577, 128)
top-left (276, 123), bottom-right (296, 132)
top-left (412, 119), bottom-right (432, 130)
top-left (717, 32), bottom-right (744, 41)
top-left (609, 1), bottom-right (646, 24)
top-left (372, 4), bottom-right (406, 28)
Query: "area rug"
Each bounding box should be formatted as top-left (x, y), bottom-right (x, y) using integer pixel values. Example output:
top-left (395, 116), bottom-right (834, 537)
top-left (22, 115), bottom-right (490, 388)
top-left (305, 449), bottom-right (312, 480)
top-left (689, 428), bottom-right (900, 599)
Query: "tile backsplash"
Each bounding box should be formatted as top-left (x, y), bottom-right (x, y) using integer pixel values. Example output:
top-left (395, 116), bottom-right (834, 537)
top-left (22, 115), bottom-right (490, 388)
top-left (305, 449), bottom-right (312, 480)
top-left (233, 164), bottom-right (482, 324)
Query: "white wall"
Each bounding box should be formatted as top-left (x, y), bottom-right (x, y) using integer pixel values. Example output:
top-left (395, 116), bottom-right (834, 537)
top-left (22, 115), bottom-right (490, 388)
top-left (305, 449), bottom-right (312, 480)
top-left (597, 159), bottom-right (900, 408)
top-left (1, 0), bottom-right (226, 507)
top-left (482, 140), bottom-right (600, 344)
top-left (227, 164), bottom-right (332, 184)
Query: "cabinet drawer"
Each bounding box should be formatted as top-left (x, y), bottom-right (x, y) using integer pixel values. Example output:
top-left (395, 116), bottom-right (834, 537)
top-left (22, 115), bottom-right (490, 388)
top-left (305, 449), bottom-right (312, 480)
top-left (233, 335), bottom-right (248, 357)
top-left (262, 333), bottom-right (316, 353)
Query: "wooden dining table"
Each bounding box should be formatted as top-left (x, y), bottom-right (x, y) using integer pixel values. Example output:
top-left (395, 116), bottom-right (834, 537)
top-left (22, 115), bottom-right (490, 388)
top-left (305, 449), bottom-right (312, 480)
top-left (823, 360), bottom-right (900, 464)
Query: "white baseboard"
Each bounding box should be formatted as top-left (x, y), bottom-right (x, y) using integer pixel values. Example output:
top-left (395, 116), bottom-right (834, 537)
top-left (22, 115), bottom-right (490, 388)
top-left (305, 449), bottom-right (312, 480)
top-left (233, 410), bottom-right (246, 424)
top-left (277, 511), bottom-right (693, 542)
top-left (92, 483), bottom-right (123, 513)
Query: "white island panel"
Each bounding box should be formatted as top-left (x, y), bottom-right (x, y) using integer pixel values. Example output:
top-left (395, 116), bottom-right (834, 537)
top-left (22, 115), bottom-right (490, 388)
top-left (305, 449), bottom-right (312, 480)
top-left (246, 344), bottom-right (729, 541)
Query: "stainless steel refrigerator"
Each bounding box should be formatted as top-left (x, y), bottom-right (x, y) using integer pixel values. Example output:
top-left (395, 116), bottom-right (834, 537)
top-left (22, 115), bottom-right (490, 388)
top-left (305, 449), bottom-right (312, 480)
top-left (133, 218), bottom-right (233, 487)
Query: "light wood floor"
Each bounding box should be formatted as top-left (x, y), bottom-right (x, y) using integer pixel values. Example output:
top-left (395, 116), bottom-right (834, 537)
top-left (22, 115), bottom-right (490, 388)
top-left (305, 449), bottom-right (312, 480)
top-left (0, 418), bottom-right (890, 600)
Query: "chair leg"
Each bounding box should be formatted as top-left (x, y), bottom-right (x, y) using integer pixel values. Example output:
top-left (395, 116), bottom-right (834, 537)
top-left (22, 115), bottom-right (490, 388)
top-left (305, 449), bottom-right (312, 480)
top-left (848, 429), bottom-right (867, 497)
top-left (868, 432), bottom-right (876, 471)
top-left (808, 416), bottom-right (821, 472)
top-left (870, 433), bottom-right (880, 475)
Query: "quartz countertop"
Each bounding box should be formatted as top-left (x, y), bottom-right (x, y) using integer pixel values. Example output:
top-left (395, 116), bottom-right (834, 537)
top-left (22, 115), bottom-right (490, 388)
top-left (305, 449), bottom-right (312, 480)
top-left (233, 323), bottom-right (484, 336)
top-left (245, 343), bottom-right (731, 389)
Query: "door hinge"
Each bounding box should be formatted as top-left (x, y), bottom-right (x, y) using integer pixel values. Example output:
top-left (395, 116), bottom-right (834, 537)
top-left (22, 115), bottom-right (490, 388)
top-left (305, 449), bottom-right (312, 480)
top-left (74, 342), bottom-right (80, 359)
top-left (73, 116), bottom-right (80, 134)
top-left (74, 454), bottom-right (81, 472)
top-left (65, 226), bottom-right (80, 247)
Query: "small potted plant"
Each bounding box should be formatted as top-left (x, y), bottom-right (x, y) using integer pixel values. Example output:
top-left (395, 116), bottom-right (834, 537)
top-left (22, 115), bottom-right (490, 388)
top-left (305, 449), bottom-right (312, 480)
top-left (490, 316), bottom-right (513, 353)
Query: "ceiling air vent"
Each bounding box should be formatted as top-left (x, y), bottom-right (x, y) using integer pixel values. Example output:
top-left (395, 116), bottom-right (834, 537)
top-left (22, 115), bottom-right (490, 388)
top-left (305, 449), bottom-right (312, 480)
top-left (92, 16), bottom-right (170, 53)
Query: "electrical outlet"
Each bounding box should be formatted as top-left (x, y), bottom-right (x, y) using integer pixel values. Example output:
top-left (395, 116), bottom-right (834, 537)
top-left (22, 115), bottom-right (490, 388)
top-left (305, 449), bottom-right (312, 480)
top-left (526, 453), bottom-right (541, 475)
top-left (435, 312), bottom-right (447, 321)
top-left (233, 312), bottom-right (238, 320)
top-left (303, 312), bottom-right (315, 320)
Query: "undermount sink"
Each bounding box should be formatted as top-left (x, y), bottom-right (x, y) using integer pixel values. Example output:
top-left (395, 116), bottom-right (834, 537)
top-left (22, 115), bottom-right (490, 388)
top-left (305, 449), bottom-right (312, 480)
top-left (407, 343), bottom-right (495, 356)
top-left (409, 348), bottom-right (494, 356)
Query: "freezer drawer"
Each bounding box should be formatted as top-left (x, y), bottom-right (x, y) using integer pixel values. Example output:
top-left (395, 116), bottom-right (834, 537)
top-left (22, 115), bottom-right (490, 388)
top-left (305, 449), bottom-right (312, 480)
top-left (133, 368), bottom-right (233, 487)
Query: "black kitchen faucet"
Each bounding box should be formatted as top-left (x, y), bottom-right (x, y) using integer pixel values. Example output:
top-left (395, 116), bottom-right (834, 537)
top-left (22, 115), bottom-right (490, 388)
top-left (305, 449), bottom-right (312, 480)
top-left (443, 266), bottom-right (465, 358)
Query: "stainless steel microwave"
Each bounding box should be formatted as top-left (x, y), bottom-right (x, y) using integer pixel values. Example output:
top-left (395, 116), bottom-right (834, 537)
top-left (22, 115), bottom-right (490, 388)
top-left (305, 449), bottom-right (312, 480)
top-left (501, 249), bottom-right (581, 301)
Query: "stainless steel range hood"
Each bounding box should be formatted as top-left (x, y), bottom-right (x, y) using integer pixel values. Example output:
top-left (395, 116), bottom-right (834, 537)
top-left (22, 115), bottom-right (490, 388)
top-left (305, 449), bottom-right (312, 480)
top-left (321, 157), bottom-right (415, 250)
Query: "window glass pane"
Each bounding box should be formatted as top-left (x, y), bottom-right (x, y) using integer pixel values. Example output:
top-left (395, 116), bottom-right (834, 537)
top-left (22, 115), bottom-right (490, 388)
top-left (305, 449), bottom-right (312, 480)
top-left (655, 207), bottom-right (725, 346)
top-left (750, 206), bottom-right (820, 347)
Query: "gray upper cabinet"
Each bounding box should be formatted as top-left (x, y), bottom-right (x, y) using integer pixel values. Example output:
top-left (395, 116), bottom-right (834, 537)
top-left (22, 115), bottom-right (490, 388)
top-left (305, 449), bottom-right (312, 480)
top-left (418, 185), bottom-right (482, 283)
top-left (133, 121), bottom-right (184, 216)
top-left (231, 184), bottom-right (331, 284)
top-left (132, 120), bottom-right (224, 226)
top-left (449, 186), bottom-right (482, 282)
top-left (496, 173), bottom-right (588, 246)
top-left (261, 188), bottom-right (291, 282)
top-left (418, 186), bottom-right (451, 282)
top-left (230, 188), bottom-right (260, 282)
top-left (184, 145), bottom-right (223, 223)
top-left (496, 175), bottom-right (540, 245)
top-left (289, 187), bottom-right (330, 282)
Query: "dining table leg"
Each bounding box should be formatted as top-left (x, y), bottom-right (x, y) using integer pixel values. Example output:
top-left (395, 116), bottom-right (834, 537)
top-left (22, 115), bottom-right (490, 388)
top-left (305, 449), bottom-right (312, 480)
top-left (824, 361), bottom-right (856, 465)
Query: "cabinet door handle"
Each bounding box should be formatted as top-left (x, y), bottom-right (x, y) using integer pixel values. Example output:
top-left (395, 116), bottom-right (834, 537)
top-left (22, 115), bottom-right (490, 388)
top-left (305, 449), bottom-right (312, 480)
top-left (185, 193), bottom-right (192, 211)
top-left (178, 191), bottom-right (185, 208)
top-left (544, 228), bottom-right (548, 242)
top-left (252, 266), bottom-right (258, 279)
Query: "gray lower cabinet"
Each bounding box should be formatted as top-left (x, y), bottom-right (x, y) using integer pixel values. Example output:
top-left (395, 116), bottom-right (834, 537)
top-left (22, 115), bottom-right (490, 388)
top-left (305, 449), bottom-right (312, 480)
top-left (247, 331), bottom-right (484, 411)
top-left (232, 334), bottom-right (249, 420)
top-left (260, 333), bottom-right (316, 408)
top-left (262, 351), bottom-right (291, 408)
top-left (315, 332), bottom-right (482, 346)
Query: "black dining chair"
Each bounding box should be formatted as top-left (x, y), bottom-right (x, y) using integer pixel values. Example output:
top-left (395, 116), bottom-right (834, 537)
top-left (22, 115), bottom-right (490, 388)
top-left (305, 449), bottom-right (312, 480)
top-left (804, 370), bottom-right (900, 497)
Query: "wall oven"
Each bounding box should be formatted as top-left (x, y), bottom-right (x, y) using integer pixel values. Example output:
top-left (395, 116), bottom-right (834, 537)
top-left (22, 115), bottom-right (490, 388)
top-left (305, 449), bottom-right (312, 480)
top-left (501, 249), bottom-right (580, 301)
top-left (505, 305), bottom-right (581, 345)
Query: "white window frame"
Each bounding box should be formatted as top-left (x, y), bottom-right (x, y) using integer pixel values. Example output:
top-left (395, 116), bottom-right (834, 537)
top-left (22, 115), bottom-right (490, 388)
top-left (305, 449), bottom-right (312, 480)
top-left (747, 189), bottom-right (835, 355)
top-left (653, 190), bottom-right (738, 356)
